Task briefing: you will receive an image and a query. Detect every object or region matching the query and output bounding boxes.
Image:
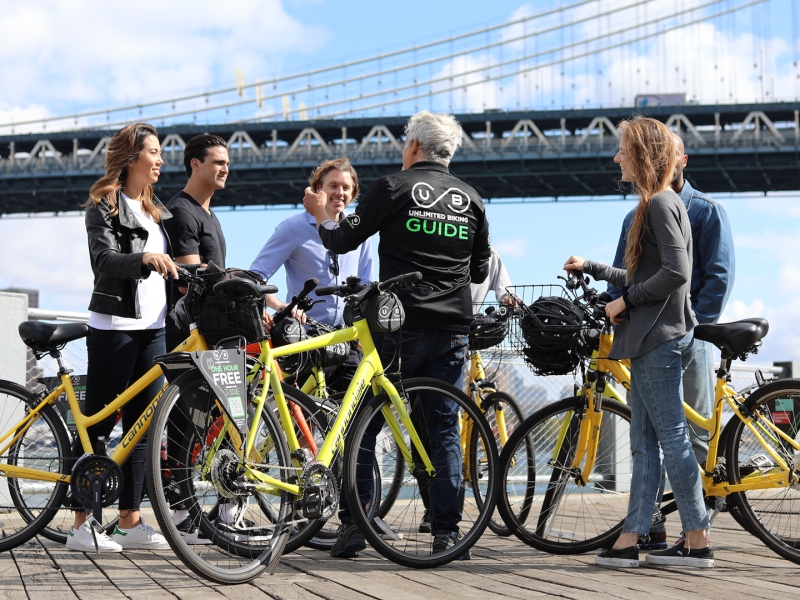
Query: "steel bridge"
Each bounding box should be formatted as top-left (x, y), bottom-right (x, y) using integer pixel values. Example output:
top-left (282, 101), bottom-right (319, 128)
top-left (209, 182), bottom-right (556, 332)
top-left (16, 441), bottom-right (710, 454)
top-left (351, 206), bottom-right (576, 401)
top-left (1, 0), bottom-right (797, 214)
top-left (1, 102), bottom-right (798, 214)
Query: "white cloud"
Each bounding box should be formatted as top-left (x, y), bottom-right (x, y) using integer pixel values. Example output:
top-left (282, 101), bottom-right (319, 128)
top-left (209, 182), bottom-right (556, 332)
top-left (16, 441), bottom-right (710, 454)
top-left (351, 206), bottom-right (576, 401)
top-left (719, 296), bottom-right (800, 363)
top-left (0, 216), bottom-right (92, 311)
top-left (0, 0), bottom-right (327, 133)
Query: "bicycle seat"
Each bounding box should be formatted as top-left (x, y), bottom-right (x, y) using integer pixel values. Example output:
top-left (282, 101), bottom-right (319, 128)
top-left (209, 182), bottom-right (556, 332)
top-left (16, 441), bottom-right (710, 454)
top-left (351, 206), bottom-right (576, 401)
top-left (18, 321), bottom-right (89, 350)
top-left (693, 318), bottom-right (769, 355)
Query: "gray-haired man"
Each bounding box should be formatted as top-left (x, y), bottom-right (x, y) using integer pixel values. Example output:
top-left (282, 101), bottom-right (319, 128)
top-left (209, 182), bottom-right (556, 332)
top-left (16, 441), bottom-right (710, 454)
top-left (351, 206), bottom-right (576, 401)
top-left (304, 110), bottom-right (492, 559)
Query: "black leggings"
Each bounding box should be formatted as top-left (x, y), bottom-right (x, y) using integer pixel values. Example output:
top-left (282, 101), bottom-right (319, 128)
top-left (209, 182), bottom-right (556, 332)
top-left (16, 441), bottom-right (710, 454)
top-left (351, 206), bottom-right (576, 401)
top-left (72, 327), bottom-right (166, 512)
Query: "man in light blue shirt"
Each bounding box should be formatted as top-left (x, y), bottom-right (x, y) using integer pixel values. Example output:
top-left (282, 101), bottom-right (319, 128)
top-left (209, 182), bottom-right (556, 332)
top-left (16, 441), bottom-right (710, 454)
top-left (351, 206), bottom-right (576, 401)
top-left (250, 157), bottom-right (373, 389)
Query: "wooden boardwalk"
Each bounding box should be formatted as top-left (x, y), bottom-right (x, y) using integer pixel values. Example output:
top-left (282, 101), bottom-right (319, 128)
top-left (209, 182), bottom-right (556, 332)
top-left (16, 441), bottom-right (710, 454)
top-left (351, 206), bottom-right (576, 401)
top-left (1, 513), bottom-right (798, 600)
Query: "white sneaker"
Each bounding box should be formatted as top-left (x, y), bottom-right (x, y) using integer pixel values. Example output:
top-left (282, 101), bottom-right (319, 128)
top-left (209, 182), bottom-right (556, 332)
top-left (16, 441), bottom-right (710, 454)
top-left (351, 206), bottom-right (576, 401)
top-left (172, 512), bottom-right (212, 545)
top-left (65, 522), bottom-right (123, 553)
top-left (111, 517), bottom-right (170, 550)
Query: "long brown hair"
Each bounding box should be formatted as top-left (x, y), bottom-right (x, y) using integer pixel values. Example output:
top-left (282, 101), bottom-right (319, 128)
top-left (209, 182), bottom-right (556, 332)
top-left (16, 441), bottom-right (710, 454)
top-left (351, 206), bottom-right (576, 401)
top-left (620, 117), bottom-right (678, 277)
top-left (85, 123), bottom-right (163, 222)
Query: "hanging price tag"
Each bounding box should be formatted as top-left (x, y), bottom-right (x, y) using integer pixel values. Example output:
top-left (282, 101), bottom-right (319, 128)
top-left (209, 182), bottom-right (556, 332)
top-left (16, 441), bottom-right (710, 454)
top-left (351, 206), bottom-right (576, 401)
top-left (191, 348), bottom-right (248, 435)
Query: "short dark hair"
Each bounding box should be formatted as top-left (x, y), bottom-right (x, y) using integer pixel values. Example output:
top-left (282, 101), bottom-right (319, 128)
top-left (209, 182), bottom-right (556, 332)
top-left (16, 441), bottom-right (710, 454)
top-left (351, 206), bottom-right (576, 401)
top-left (183, 134), bottom-right (227, 178)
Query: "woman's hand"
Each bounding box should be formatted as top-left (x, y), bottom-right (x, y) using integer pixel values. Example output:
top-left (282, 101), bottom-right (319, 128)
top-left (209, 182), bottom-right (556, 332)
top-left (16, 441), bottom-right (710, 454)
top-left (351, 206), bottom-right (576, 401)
top-left (563, 255), bottom-right (586, 274)
top-left (605, 296), bottom-right (628, 325)
top-left (262, 310), bottom-right (274, 334)
top-left (142, 253), bottom-right (178, 279)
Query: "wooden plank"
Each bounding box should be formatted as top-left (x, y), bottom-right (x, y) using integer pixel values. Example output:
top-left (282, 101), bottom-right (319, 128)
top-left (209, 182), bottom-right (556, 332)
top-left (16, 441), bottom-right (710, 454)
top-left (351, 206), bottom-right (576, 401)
top-left (11, 538), bottom-right (76, 600)
top-left (0, 545), bottom-right (27, 599)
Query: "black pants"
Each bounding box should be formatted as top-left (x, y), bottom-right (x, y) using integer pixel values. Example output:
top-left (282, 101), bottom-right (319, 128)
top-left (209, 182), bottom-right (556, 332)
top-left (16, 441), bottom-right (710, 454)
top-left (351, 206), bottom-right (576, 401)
top-left (324, 344), bottom-right (362, 394)
top-left (72, 327), bottom-right (166, 511)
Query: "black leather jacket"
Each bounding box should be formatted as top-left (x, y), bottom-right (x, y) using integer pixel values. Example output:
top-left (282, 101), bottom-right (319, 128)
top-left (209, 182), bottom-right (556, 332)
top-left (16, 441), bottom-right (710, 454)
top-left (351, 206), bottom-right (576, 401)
top-left (85, 191), bottom-right (173, 319)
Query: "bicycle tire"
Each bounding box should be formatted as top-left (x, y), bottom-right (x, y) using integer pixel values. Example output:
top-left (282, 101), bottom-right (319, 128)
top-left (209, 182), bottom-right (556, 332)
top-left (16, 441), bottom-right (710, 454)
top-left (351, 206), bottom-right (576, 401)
top-left (725, 378), bottom-right (800, 564)
top-left (0, 380), bottom-right (73, 551)
top-left (496, 395), bottom-right (632, 554)
top-left (469, 390), bottom-right (530, 537)
top-left (343, 377), bottom-right (498, 568)
top-left (146, 369), bottom-right (292, 584)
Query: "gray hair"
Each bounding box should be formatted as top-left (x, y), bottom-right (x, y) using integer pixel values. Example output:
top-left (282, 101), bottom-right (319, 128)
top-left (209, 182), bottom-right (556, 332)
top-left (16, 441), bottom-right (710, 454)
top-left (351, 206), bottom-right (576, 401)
top-left (404, 111), bottom-right (463, 165)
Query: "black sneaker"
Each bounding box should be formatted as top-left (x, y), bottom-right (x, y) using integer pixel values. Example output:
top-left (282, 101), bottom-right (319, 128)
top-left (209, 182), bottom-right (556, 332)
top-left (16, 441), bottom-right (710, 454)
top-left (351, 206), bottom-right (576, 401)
top-left (431, 532), bottom-right (471, 560)
top-left (595, 545), bottom-right (640, 568)
top-left (645, 541), bottom-right (715, 568)
top-left (418, 511), bottom-right (431, 534)
top-left (173, 514), bottom-right (212, 545)
top-left (637, 531), bottom-right (668, 550)
top-left (330, 523), bottom-right (366, 558)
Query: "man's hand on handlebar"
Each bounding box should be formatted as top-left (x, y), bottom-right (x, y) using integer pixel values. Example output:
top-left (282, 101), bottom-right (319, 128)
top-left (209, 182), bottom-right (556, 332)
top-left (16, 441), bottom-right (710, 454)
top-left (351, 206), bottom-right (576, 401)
top-left (605, 296), bottom-right (628, 326)
top-left (563, 255), bottom-right (586, 274)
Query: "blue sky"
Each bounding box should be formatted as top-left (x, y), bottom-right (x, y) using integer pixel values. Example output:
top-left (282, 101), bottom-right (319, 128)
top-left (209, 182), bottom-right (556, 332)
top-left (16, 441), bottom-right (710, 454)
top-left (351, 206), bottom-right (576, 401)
top-left (0, 0), bottom-right (797, 363)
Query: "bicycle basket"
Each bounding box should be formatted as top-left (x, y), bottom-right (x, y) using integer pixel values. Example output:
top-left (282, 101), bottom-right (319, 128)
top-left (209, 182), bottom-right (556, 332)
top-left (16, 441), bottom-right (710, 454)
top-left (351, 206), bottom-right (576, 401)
top-left (469, 307), bottom-right (509, 351)
top-left (507, 284), bottom-right (588, 376)
top-left (185, 261), bottom-right (266, 346)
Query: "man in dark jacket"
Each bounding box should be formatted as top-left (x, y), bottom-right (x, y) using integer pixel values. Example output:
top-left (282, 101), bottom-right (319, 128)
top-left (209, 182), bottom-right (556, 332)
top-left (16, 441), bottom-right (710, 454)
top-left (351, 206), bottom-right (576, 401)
top-left (304, 110), bottom-right (492, 559)
top-left (608, 132), bottom-right (735, 549)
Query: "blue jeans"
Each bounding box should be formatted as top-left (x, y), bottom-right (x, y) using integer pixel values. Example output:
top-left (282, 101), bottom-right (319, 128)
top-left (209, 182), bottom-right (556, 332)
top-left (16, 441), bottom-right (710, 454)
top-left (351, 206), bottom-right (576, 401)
top-left (338, 328), bottom-right (468, 535)
top-left (650, 338), bottom-right (714, 534)
top-left (625, 331), bottom-right (708, 536)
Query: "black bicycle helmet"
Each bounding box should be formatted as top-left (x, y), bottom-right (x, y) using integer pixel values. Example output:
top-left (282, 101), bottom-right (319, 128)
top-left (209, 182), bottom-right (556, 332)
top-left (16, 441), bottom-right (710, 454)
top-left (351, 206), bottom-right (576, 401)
top-left (469, 307), bottom-right (509, 351)
top-left (519, 296), bottom-right (585, 375)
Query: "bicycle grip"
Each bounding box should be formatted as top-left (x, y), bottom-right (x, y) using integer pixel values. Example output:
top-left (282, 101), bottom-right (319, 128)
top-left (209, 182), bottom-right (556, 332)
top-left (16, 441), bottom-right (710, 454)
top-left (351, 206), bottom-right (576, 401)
top-left (300, 277), bottom-right (320, 296)
top-left (380, 271), bottom-right (422, 290)
top-left (315, 285), bottom-right (339, 296)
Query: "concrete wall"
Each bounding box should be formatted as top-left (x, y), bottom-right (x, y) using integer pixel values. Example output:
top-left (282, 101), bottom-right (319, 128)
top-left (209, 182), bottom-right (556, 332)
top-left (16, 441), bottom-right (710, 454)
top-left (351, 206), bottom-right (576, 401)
top-left (0, 292), bottom-right (28, 385)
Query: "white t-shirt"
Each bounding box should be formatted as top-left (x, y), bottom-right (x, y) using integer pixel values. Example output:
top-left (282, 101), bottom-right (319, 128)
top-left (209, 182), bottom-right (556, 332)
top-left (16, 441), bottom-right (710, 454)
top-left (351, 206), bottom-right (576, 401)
top-left (88, 194), bottom-right (168, 331)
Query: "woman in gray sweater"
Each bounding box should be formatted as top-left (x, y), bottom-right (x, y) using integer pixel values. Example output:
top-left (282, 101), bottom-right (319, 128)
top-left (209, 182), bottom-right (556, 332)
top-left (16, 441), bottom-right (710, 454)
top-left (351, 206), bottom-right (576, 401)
top-left (564, 116), bottom-right (712, 569)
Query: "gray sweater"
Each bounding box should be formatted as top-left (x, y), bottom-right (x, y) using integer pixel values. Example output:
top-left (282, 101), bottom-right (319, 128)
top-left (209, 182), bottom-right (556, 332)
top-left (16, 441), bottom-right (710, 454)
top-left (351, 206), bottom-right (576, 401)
top-left (584, 189), bottom-right (695, 359)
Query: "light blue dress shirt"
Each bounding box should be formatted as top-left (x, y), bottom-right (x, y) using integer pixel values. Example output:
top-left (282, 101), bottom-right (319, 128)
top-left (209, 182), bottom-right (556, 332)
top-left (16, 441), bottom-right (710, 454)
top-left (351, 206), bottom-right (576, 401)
top-left (250, 212), bottom-right (374, 325)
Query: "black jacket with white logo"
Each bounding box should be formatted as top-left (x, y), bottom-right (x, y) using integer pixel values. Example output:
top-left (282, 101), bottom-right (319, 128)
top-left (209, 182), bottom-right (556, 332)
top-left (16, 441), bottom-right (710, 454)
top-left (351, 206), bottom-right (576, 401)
top-left (319, 161), bottom-right (491, 333)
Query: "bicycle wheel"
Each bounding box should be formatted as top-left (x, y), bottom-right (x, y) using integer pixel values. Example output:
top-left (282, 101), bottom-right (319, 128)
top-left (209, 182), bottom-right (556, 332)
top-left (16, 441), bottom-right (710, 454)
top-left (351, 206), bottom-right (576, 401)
top-left (146, 369), bottom-right (292, 584)
top-left (469, 390), bottom-right (529, 537)
top-left (496, 395), bottom-right (632, 554)
top-left (725, 379), bottom-right (800, 564)
top-left (0, 380), bottom-right (72, 551)
top-left (343, 377), bottom-right (498, 568)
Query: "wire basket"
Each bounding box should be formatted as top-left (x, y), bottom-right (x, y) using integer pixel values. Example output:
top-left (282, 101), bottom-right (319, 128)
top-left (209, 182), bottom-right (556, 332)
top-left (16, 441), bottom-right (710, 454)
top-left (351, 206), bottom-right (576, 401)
top-left (469, 301), bottom-right (518, 361)
top-left (506, 284), bottom-right (591, 377)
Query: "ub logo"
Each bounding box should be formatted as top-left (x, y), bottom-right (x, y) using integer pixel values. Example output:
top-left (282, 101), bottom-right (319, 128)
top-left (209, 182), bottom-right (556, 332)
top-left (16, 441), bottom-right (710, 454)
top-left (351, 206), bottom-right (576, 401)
top-left (411, 183), bottom-right (471, 214)
top-left (212, 350), bottom-right (229, 361)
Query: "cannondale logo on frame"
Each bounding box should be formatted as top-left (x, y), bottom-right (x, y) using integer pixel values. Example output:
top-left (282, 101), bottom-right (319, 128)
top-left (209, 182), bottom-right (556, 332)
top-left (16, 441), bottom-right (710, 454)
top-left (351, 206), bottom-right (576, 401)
top-left (411, 183), bottom-right (471, 213)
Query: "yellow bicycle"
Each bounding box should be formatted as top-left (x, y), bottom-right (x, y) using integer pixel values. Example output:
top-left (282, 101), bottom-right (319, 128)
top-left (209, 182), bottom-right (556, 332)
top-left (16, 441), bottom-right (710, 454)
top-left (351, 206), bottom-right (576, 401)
top-left (497, 273), bottom-right (800, 564)
top-left (146, 272), bottom-right (500, 583)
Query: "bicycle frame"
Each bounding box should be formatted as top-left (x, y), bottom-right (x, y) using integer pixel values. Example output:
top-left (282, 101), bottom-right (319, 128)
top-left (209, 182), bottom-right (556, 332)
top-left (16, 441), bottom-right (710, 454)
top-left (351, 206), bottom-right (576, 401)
top-left (560, 323), bottom-right (800, 495)
top-left (237, 317), bottom-right (436, 498)
top-left (0, 328), bottom-right (209, 486)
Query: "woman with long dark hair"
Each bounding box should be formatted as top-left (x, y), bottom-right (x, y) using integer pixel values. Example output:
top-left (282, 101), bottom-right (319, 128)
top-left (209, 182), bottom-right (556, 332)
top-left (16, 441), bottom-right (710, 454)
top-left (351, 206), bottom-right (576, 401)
top-left (67, 123), bottom-right (177, 552)
top-left (564, 116), bottom-right (712, 569)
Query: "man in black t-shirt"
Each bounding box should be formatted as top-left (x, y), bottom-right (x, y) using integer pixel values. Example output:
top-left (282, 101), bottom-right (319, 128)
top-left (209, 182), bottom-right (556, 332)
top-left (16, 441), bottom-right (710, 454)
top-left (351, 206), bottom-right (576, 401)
top-left (304, 111), bottom-right (491, 559)
top-left (164, 134), bottom-right (229, 350)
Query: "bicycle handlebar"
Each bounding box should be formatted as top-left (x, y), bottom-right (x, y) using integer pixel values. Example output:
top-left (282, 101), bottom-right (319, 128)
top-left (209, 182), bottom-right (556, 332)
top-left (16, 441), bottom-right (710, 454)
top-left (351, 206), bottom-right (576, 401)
top-left (272, 278), bottom-right (320, 323)
top-left (315, 271), bottom-right (422, 306)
